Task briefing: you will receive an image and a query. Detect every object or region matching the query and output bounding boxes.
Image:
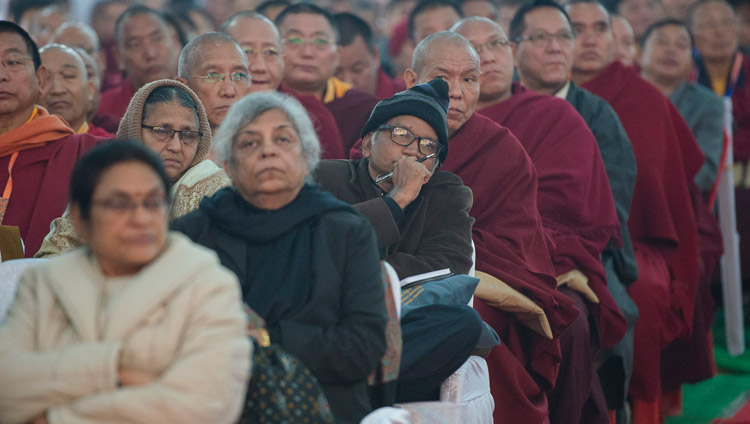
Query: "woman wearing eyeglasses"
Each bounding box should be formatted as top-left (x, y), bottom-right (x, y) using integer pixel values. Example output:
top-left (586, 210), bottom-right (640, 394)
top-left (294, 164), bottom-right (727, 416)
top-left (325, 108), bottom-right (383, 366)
top-left (0, 140), bottom-right (250, 424)
top-left (36, 79), bottom-right (230, 257)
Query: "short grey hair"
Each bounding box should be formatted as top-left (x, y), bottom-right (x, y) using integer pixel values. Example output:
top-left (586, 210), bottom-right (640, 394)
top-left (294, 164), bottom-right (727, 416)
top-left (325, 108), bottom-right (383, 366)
top-left (412, 31), bottom-right (479, 74)
top-left (178, 32), bottom-right (247, 77)
top-left (214, 91), bottom-right (321, 181)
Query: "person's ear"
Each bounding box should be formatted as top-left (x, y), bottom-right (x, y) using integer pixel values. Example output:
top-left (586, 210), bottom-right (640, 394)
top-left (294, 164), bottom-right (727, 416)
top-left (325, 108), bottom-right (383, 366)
top-left (85, 79), bottom-right (95, 104)
top-left (36, 65), bottom-right (49, 99)
top-left (361, 132), bottom-right (374, 158)
top-left (372, 45), bottom-right (380, 64)
top-left (403, 68), bottom-right (417, 88)
top-left (114, 48), bottom-right (124, 72)
top-left (70, 203), bottom-right (91, 244)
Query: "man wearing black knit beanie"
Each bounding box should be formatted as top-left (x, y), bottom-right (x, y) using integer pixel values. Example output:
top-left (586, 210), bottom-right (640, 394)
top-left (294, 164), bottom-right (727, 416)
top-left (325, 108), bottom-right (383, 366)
top-left (315, 78), bottom-right (496, 408)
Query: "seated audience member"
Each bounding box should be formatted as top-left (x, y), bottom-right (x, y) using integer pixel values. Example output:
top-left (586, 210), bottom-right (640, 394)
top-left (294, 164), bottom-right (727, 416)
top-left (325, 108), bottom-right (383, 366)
top-left (172, 91), bottom-right (387, 424)
top-left (334, 12), bottom-right (406, 100)
top-left (276, 3), bottom-right (379, 151)
top-left (641, 19), bottom-right (724, 192)
top-left (315, 78), bottom-right (483, 403)
top-left (351, 31), bottom-right (579, 423)
top-left (39, 44), bottom-right (110, 137)
top-left (97, 5), bottom-right (180, 124)
top-left (176, 32), bottom-right (252, 132)
top-left (89, 0), bottom-right (130, 91)
top-left (612, 14), bottom-right (637, 66)
top-left (460, 0), bottom-right (500, 20)
top-left (408, 0), bottom-right (464, 42)
top-left (690, 0), bottom-right (750, 282)
top-left (219, 14), bottom-right (346, 158)
top-left (388, 19), bottom-right (415, 81)
top-left (70, 46), bottom-right (117, 133)
top-left (0, 140), bottom-right (250, 424)
top-left (615, 0), bottom-right (662, 44)
top-left (508, 0), bottom-right (640, 412)
top-left (454, 15), bottom-right (626, 424)
top-left (0, 21), bottom-right (101, 258)
top-left (567, 1), bottom-right (711, 421)
top-left (36, 79), bottom-right (229, 257)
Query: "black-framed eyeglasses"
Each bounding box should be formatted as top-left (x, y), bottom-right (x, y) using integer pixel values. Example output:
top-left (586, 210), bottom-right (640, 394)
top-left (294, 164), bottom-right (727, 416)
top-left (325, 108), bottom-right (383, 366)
top-left (514, 31), bottom-right (576, 46)
top-left (141, 125), bottom-right (202, 146)
top-left (376, 125), bottom-right (442, 157)
top-left (92, 196), bottom-right (167, 216)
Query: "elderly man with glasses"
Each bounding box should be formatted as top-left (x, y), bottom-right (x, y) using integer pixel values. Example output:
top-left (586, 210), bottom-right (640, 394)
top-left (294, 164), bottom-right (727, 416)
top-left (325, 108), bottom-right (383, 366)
top-left (452, 14), bottom-right (625, 424)
top-left (315, 78), bottom-right (488, 409)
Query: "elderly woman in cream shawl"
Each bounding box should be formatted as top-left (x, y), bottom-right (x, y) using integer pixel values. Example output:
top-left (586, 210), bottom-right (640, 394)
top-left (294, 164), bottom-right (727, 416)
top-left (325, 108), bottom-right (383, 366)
top-left (36, 79), bottom-right (230, 257)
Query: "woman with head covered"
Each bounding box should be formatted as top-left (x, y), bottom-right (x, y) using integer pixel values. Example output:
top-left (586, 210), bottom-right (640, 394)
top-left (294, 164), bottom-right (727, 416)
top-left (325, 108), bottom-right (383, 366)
top-left (172, 90), bottom-right (388, 424)
top-left (36, 79), bottom-right (230, 257)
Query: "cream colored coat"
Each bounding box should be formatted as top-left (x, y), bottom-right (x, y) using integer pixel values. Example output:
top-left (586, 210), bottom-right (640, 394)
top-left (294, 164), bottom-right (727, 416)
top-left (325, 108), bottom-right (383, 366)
top-left (0, 233), bottom-right (251, 424)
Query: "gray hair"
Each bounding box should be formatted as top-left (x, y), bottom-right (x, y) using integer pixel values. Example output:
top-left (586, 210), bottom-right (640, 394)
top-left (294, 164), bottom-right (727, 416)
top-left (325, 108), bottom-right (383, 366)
top-left (412, 31), bottom-right (479, 74)
top-left (51, 21), bottom-right (101, 53)
top-left (214, 91), bottom-right (321, 181)
top-left (178, 31), bottom-right (247, 77)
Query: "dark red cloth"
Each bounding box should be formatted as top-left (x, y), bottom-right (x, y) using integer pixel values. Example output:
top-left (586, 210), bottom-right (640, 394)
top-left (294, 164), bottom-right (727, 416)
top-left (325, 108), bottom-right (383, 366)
top-left (86, 123), bottom-right (115, 138)
top-left (0, 133), bottom-right (102, 257)
top-left (479, 84), bottom-right (625, 350)
top-left (279, 87), bottom-right (346, 159)
top-left (100, 38), bottom-right (124, 92)
top-left (352, 113), bottom-right (580, 422)
top-left (96, 77), bottom-right (135, 126)
top-left (375, 67), bottom-right (406, 100)
top-left (582, 61), bottom-right (703, 401)
top-left (91, 113), bottom-right (121, 134)
top-left (325, 88), bottom-right (378, 153)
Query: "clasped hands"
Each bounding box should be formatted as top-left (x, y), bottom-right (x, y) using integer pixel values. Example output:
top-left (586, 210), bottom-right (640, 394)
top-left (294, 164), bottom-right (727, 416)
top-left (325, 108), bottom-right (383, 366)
top-left (556, 269), bottom-right (599, 304)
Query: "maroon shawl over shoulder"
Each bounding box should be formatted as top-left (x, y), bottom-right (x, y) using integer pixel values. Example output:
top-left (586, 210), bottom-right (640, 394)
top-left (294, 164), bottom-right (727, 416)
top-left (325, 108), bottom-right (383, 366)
top-left (479, 84), bottom-right (625, 350)
top-left (325, 88), bottom-right (378, 153)
top-left (0, 133), bottom-right (102, 257)
top-left (583, 62), bottom-right (703, 342)
top-left (375, 68), bottom-right (406, 100)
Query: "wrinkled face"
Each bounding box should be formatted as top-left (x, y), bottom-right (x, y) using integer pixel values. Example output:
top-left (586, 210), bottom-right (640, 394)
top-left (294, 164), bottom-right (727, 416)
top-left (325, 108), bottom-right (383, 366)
top-left (40, 48), bottom-right (92, 131)
top-left (691, 1), bottom-right (739, 63)
top-left (661, 0), bottom-right (697, 19)
top-left (76, 161), bottom-right (168, 277)
top-left (0, 33), bottom-right (44, 119)
top-left (412, 6), bottom-right (462, 42)
top-left (641, 24), bottom-right (693, 83)
top-left (461, 0), bottom-right (497, 20)
top-left (363, 114), bottom-right (439, 191)
top-left (569, 2), bottom-right (614, 77)
top-left (616, 0), bottom-right (660, 40)
top-left (141, 101), bottom-right (201, 181)
top-left (454, 20), bottom-right (514, 102)
top-left (185, 41), bottom-right (251, 129)
top-left (279, 13), bottom-right (339, 92)
top-left (514, 7), bottom-right (575, 93)
top-left (225, 17), bottom-right (284, 93)
top-left (410, 42), bottom-right (481, 132)
top-left (226, 109), bottom-right (308, 209)
top-left (335, 35), bottom-right (379, 96)
top-left (611, 16), bottom-right (637, 66)
top-left (117, 13), bottom-right (179, 88)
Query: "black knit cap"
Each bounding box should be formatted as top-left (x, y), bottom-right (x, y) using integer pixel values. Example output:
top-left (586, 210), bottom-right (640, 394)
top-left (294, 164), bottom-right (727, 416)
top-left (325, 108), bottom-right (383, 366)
top-left (360, 78), bottom-right (450, 163)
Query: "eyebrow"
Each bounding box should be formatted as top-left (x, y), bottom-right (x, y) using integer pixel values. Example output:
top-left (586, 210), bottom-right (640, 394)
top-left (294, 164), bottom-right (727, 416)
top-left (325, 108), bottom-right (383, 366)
top-left (2, 47), bottom-right (26, 55)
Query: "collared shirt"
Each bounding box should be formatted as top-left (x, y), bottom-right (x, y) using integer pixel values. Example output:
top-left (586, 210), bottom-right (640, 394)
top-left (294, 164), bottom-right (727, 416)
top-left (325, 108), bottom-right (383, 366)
top-left (554, 81), bottom-right (571, 100)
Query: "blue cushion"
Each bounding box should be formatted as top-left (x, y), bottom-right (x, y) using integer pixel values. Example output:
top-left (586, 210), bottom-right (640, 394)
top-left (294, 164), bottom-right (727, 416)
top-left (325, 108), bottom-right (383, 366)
top-left (401, 274), bottom-right (479, 315)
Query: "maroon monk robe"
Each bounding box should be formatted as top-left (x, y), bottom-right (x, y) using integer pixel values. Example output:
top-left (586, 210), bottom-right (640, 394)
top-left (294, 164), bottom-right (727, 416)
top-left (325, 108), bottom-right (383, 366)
top-left (280, 87), bottom-right (346, 159)
top-left (582, 61), bottom-right (703, 402)
top-left (375, 67), bottom-right (406, 100)
top-left (325, 88), bottom-right (378, 153)
top-left (96, 77), bottom-right (135, 126)
top-left (352, 114), bottom-right (580, 423)
top-left (479, 84), bottom-right (625, 350)
top-left (0, 134), bottom-right (102, 257)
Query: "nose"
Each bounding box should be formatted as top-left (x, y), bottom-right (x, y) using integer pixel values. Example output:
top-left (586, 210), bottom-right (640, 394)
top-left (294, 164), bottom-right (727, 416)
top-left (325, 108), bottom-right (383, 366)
top-left (143, 40), bottom-right (159, 59)
top-left (547, 36), bottom-right (563, 51)
top-left (448, 80), bottom-right (462, 100)
top-left (219, 76), bottom-right (238, 97)
top-left (129, 202), bottom-right (151, 225)
top-left (249, 57), bottom-right (269, 75)
top-left (48, 74), bottom-right (65, 94)
top-left (403, 139), bottom-right (421, 157)
top-left (165, 131), bottom-right (182, 152)
top-left (259, 139), bottom-right (279, 157)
